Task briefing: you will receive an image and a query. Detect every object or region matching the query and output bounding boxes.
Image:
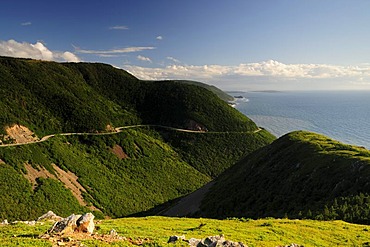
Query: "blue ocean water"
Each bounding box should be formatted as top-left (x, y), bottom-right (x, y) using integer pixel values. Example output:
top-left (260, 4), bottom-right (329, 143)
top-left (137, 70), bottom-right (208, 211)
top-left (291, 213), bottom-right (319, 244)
top-left (231, 91), bottom-right (370, 149)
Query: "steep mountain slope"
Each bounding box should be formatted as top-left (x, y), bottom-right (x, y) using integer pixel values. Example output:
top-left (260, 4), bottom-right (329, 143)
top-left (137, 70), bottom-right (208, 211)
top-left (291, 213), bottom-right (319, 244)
top-left (65, 63), bottom-right (257, 132)
top-left (200, 131), bottom-right (370, 224)
top-left (0, 57), bottom-right (139, 136)
top-left (0, 129), bottom-right (209, 220)
top-left (160, 129), bottom-right (275, 177)
top-left (0, 56), bottom-right (273, 220)
top-left (0, 56), bottom-right (257, 138)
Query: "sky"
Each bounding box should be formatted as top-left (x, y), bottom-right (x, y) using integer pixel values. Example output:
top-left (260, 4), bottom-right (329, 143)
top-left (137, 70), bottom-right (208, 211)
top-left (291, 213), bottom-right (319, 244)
top-left (1, 0), bottom-right (370, 91)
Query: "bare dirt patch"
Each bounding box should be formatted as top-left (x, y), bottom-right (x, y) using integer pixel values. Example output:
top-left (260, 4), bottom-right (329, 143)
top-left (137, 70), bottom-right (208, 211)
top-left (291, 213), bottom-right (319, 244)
top-left (23, 163), bottom-right (55, 189)
top-left (111, 144), bottom-right (129, 159)
top-left (105, 124), bottom-right (116, 132)
top-left (52, 164), bottom-right (99, 211)
top-left (5, 124), bottom-right (39, 144)
top-left (23, 163), bottom-right (98, 211)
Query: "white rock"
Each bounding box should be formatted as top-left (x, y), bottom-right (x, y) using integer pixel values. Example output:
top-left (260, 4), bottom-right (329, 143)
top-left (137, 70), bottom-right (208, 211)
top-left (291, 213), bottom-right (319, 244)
top-left (76, 213), bottom-right (95, 234)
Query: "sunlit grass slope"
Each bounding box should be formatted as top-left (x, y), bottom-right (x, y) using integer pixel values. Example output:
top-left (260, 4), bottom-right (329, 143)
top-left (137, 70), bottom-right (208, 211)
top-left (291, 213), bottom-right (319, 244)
top-left (0, 217), bottom-right (369, 246)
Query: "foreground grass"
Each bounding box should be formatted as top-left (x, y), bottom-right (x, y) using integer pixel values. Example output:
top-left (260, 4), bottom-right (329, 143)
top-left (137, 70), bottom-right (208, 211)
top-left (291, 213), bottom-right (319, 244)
top-left (0, 217), bottom-right (369, 246)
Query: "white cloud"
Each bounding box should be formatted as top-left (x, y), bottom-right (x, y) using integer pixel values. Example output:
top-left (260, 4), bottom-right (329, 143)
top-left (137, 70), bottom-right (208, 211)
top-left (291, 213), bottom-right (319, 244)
top-left (21, 22), bottom-right (32, 26)
top-left (0, 39), bottom-right (80, 62)
top-left (124, 60), bottom-right (370, 90)
top-left (97, 54), bottom-right (122, 58)
top-left (166, 56), bottom-right (180, 63)
top-left (75, 46), bottom-right (155, 55)
top-left (109, 25), bottom-right (129, 30)
top-left (156, 36), bottom-right (163, 40)
top-left (137, 55), bottom-right (152, 63)
top-left (31, 42), bottom-right (54, 60)
top-left (60, 51), bottom-right (80, 62)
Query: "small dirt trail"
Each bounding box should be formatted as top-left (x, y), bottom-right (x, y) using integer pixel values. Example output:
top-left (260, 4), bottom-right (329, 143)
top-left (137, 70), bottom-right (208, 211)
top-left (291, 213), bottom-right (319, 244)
top-left (0, 125), bottom-right (262, 148)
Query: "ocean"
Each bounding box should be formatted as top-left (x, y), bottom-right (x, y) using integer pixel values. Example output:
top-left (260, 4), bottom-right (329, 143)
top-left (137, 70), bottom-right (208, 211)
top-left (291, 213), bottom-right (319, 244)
top-left (230, 91), bottom-right (370, 149)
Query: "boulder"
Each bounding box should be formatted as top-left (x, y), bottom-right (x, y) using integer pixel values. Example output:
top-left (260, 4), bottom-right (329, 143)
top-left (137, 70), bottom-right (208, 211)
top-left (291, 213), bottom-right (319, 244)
top-left (202, 235), bottom-right (225, 246)
top-left (188, 238), bottom-right (201, 246)
top-left (48, 214), bottom-right (81, 235)
top-left (75, 213), bottom-right (95, 234)
top-left (37, 211), bottom-right (63, 222)
top-left (109, 229), bottom-right (118, 237)
top-left (169, 235), bottom-right (246, 247)
top-left (168, 235), bottom-right (186, 243)
top-left (46, 213), bottom-right (95, 236)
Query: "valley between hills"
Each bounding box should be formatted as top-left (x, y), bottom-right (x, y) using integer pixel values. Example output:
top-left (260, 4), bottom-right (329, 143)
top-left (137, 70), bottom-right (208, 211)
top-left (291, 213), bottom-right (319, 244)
top-left (0, 56), bottom-right (370, 246)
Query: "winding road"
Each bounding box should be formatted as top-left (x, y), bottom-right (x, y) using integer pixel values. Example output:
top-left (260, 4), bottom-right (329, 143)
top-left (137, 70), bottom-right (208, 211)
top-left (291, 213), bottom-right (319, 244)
top-left (0, 125), bottom-right (262, 148)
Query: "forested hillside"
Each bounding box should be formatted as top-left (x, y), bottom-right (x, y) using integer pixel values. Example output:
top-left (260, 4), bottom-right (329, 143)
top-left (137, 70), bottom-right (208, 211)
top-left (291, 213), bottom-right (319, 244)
top-left (0, 56), bottom-right (274, 220)
top-left (200, 131), bottom-right (370, 224)
top-left (0, 56), bottom-right (257, 137)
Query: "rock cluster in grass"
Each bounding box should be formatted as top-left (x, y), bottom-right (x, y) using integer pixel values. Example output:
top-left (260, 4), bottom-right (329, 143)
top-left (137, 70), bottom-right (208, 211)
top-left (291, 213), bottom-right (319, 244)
top-left (168, 234), bottom-right (246, 247)
top-left (168, 235), bottom-right (305, 247)
top-left (46, 212), bottom-right (95, 235)
top-left (1, 210), bottom-right (67, 226)
top-left (0, 210), bottom-right (64, 226)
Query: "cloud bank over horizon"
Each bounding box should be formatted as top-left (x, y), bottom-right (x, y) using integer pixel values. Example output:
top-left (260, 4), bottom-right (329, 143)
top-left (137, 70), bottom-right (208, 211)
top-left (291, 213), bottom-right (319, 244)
top-left (74, 46), bottom-right (156, 56)
top-left (125, 60), bottom-right (370, 91)
top-left (1, 39), bottom-right (369, 91)
top-left (0, 40), bottom-right (80, 62)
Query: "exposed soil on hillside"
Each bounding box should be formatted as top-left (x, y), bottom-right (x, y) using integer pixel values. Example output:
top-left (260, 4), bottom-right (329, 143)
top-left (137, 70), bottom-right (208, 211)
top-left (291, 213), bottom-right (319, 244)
top-left (111, 144), bottom-right (129, 159)
top-left (105, 124), bottom-right (116, 132)
top-left (185, 120), bottom-right (207, 132)
top-left (52, 164), bottom-right (99, 211)
top-left (5, 124), bottom-right (39, 144)
top-left (23, 163), bottom-right (99, 211)
top-left (23, 164), bottom-right (55, 189)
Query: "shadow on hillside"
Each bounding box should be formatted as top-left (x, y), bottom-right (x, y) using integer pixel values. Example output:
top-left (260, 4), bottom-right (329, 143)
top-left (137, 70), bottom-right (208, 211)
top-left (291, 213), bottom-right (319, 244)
top-left (130, 196), bottom-right (184, 217)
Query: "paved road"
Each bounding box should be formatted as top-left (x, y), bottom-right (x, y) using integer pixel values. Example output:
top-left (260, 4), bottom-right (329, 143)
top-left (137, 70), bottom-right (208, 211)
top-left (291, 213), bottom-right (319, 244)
top-left (0, 125), bottom-right (262, 147)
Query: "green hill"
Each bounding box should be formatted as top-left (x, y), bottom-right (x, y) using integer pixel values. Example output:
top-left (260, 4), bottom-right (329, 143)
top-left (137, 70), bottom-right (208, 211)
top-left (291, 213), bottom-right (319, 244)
top-left (171, 80), bottom-right (234, 102)
top-left (200, 131), bottom-right (370, 224)
top-left (65, 63), bottom-right (255, 132)
top-left (0, 56), bottom-right (257, 137)
top-left (0, 56), bottom-right (273, 220)
top-left (160, 128), bottom-right (275, 178)
top-left (144, 80), bottom-right (234, 102)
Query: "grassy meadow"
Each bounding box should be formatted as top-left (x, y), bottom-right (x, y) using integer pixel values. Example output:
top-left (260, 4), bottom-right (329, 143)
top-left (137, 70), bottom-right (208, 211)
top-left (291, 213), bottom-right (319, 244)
top-left (0, 217), bottom-right (369, 246)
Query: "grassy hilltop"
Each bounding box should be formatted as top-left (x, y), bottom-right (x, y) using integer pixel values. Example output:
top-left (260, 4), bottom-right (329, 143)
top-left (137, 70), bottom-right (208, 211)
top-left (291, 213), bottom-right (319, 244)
top-left (0, 56), bottom-right (274, 220)
top-left (200, 131), bottom-right (370, 224)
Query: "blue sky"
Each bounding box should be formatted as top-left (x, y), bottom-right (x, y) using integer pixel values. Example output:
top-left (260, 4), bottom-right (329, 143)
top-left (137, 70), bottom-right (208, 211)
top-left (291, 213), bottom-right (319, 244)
top-left (1, 0), bottom-right (370, 91)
